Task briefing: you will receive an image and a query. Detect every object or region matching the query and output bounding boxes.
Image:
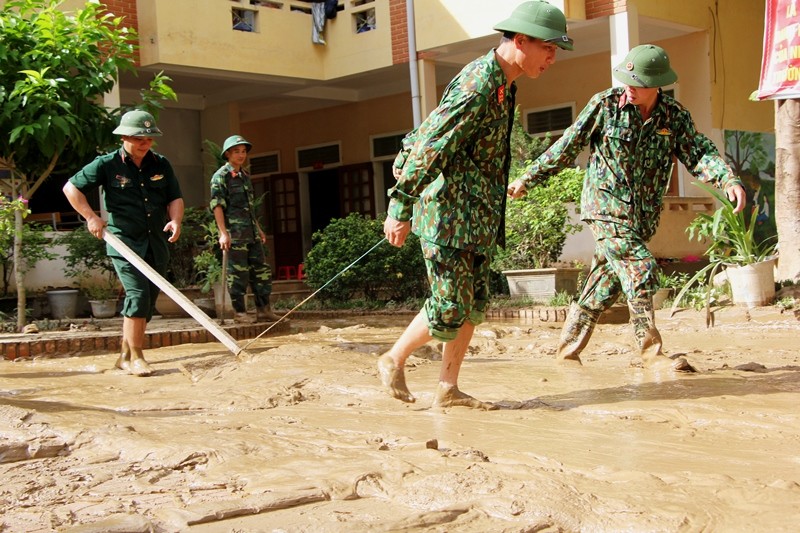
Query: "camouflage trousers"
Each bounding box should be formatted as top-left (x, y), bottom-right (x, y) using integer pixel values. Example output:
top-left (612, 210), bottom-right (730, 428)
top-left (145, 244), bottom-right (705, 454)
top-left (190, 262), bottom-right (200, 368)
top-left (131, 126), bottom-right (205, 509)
top-left (227, 240), bottom-right (273, 312)
top-left (420, 239), bottom-right (490, 342)
top-left (560, 221), bottom-right (661, 356)
top-left (577, 220), bottom-right (659, 311)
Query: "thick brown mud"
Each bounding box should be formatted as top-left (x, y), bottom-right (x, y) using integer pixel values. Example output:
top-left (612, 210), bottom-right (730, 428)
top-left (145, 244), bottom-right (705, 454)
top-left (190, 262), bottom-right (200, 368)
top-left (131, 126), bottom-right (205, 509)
top-left (1, 307), bottom-right (798, 532)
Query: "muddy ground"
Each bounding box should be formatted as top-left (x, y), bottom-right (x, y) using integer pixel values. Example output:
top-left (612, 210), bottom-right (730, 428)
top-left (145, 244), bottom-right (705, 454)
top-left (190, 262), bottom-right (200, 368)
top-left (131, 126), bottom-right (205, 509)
top-left (1, 306), bottom-right (799, 532)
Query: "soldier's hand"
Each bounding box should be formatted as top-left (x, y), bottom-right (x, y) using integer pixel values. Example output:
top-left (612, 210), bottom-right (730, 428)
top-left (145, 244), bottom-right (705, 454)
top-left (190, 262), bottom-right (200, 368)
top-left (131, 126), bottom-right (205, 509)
top-left (86, 216), bottom-right (106, 240)
top-left (507, 179), bottom-right (528, 199)
top-left (218, 231), bottom-right (231, 251)
top-left (384, 217), bottom-right (411, 248)
top-left (164, 220), bottom-right (181, 242)
top-left (726, 184), bottom-right (746, 214)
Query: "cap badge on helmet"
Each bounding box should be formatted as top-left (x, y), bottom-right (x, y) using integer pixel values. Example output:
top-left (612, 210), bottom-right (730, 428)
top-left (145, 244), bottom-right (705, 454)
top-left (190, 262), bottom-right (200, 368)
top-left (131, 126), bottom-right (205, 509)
top-left (626, 62), bottom-right (634, 71)
top-left (144, 120), bottom-right (152, 127)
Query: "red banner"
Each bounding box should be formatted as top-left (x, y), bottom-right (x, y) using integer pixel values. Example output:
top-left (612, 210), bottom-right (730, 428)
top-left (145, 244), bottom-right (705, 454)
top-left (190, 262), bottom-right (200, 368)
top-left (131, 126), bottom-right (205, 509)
top-left (758, 0), bottom-right (800, 100)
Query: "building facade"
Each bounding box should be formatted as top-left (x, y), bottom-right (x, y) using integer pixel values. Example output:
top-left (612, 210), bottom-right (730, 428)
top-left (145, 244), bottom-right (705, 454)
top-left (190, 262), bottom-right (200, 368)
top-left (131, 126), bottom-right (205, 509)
top-left (37, 0), bottom-right (776, 273)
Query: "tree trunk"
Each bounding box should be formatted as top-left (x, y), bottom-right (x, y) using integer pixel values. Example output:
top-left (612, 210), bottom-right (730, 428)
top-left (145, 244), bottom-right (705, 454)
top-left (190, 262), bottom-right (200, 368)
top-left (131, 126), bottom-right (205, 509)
top-left (774, 99), bottom-right (800, 283)
top-left (14, 209), bottom-right (26, 331)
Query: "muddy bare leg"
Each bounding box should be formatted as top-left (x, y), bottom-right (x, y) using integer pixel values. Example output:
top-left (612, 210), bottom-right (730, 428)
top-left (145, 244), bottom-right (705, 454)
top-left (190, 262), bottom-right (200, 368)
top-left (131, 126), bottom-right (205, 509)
top-left (431, 322), bottom-right (494, 409)
top-left (114, 337), bottom-right (131, 371)
top-left (124, 316), bottom-right (152, 377)
top-left (378, 311), bottom-right (431, 403)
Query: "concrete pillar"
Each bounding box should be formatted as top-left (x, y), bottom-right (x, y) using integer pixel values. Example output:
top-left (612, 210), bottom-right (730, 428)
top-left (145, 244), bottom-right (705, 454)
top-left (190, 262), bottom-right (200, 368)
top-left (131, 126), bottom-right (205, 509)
top-left (417, 57), bottom-right (439, 118)
top-left (609, 5), bottom-right (639, 87)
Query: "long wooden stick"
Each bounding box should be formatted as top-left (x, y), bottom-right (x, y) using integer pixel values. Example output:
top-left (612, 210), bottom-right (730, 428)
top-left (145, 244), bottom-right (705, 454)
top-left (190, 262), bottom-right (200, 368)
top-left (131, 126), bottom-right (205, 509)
top-left (103, 231), bottom-right (242, 356)
top-left (220, 249), bottom-right (228, 325)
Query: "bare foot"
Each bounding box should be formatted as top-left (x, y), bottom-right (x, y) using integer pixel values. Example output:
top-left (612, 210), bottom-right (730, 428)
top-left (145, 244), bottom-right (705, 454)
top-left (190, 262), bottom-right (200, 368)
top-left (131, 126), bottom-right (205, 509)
top-left (643, 353), bottom-right (697, 373)
top-left (129, 358), bottom-right (153, 377)
top-left (432, 383), bottom-right (497, 410)
top-left (114, 354), bottom-right (130, 372)
top-left (556, 353), bottom-right (583, 367)
top-left (377, 354), bottom-right (415, 403)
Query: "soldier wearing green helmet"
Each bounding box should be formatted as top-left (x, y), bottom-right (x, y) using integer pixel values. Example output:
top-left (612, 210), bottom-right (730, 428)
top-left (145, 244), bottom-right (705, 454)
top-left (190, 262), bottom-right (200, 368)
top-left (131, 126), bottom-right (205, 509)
top-left (210, 135), bottom-right (281, 323)
top-left (63, 109), bottom-right (184, 377)
top-left (508, 44), bottom-right (746, 373)
top-left (378, 1), bottom-right (572, 410)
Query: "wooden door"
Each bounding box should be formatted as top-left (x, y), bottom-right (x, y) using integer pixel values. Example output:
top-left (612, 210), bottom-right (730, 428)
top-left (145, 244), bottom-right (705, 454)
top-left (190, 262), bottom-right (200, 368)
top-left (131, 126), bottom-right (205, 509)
top-left (268, 172), bottom-right (302, 271)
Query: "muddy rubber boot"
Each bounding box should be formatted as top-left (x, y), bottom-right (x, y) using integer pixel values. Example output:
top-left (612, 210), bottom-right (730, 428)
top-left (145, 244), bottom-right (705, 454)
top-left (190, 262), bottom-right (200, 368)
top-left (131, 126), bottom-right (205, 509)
top-left (234, 311), bottom-right (257, 324)
top-left (628, 297), bottom-right (696, 372)
top-left (114, 338), bottom-right (131, 372)
top-left (128, 347), bottom-right (153, 377)
top-left (257, 305), bottom-right (282, 322)
top-left (556, 303), bottom-right (600, 366)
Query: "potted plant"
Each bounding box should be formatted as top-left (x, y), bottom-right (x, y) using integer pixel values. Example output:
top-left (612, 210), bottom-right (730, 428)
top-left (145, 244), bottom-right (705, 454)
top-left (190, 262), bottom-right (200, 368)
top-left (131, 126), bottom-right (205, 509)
top-left (653, 270), bottom-right (688, 310)
top-left (492, 166), bottom-right (585, 298)
top-left (490, 112), bottom-right (585, 299)
top-left (54, 226), bottom-right (120, 318)
top-left (671, 181), bottom-right (778, 314)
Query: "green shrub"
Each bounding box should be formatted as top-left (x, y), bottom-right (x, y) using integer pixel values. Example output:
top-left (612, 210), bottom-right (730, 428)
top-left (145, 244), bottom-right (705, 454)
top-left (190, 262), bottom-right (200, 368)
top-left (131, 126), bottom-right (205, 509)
top-left (304, 213), bottom-right (428, 302)
top-left (492, 166), bottom-right (584, 271)
top-left (167, 206), bottom-right (213, 288)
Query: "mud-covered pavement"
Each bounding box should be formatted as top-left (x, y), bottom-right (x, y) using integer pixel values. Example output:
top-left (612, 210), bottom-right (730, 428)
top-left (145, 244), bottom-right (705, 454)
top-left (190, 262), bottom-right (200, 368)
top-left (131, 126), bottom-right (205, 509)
top-left (1, 307), bottom-right (799, 532)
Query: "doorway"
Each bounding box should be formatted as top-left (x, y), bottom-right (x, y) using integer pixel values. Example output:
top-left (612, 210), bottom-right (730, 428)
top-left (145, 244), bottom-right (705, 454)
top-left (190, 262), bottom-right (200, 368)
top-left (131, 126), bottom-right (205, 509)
top-left (308, 169), bottom-right (341, 236)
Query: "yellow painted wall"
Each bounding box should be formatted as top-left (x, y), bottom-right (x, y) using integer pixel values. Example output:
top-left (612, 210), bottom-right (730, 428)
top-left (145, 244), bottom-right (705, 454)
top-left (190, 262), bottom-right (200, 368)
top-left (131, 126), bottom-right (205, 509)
top-left (240, 91), bottom-right (414, 173)
top-left (413, 0), bottom-right (583, 52)
top-left (634, 0), bottom-right (771, 132)
top-left (136, 0), bottom-right (392, 80)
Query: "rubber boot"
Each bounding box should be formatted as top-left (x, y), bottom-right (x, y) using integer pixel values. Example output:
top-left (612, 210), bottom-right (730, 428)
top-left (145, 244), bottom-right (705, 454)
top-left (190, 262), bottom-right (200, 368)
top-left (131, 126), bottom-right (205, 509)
top-left (556, 303), bottom-right (600, 365)
top-left (114, 338), bottom-right (131, 371)
top-left (128, 347), bottom-right (153, 377)
top-left (628, 297), bottom-right (695, 372)
top-left (257, 304), bottom-right (282, 322)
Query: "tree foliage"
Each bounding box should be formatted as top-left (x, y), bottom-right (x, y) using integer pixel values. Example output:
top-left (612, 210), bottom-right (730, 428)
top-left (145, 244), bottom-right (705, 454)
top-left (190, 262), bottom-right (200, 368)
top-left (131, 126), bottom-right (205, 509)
top-left (0, 0), bottom-right (175, 328)
top-left (493, 109), bottom-right (584, 271)
top-left (304, 213), bottom-right (428, 302)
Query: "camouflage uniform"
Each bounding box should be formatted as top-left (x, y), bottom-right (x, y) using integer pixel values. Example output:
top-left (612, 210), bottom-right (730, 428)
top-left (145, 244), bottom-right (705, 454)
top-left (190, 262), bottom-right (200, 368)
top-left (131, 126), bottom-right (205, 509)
top-left (388, 49), bottom-right (515, 341)
top-left (209, 163), bottom-right (272, 313)
top-left (521, 87), bottom-right (742, 358)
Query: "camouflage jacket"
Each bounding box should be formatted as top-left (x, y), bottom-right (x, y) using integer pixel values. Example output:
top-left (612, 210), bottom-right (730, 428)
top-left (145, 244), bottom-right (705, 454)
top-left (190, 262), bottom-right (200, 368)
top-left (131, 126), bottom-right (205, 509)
top-left (209, 163), bottom-right (259, 242)
top-left (521, 87), bottom-right (742, 241)
top-left (388, 49), bottom-right (515, 253)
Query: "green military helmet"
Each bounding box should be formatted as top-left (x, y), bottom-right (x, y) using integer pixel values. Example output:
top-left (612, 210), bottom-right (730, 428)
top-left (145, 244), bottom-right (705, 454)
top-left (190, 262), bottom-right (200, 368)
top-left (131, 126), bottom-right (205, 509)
top-left (612, 44), bottom-right (677, 88)
top-left (222, 135), bottom-right (252, 154)
top-left (493, 0), bottom-right (573, 51)
top-left (112, 109), bottom-right (163, 137)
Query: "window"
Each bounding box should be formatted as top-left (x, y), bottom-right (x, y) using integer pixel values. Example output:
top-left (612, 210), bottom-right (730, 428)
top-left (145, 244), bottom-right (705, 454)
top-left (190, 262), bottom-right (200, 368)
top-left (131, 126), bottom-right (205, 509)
top-left (525, 104), bottom-right (574, 137)
top-left (232, 7), bottom-right (257, 32)
top-left (352, 0), bottom-right (375, 33)
top-left (297, 143), bottom-right (341, 170)
top-left (250, 152), bottom-right (280, 175)
top-left (370, 132), bottom-right (406, 160)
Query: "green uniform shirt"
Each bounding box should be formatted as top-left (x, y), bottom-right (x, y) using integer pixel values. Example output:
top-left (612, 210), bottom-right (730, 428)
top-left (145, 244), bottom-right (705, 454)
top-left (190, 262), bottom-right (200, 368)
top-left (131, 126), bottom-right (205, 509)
top-left (388, 49), bottom-right (515, 253)
top-left (522, 87), bottom-right (742, 241)
top-left (68, 148), bottom-right (183, 263)
top-left (209, 163), bottom-right (260, 242)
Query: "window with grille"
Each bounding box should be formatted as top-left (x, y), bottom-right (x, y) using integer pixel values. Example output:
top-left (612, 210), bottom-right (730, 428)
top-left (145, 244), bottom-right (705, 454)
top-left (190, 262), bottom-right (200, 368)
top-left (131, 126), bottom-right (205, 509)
top-left (297, 143), bottom-right (341, 170)
top-left (352, 0), bottom-right (375, 33)
top-left (525, 105), bottom-right (574, 136)
top-left (371, 132), bottom-right (406, 160)
top-left (250, 152), bottom-right (279, 175)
